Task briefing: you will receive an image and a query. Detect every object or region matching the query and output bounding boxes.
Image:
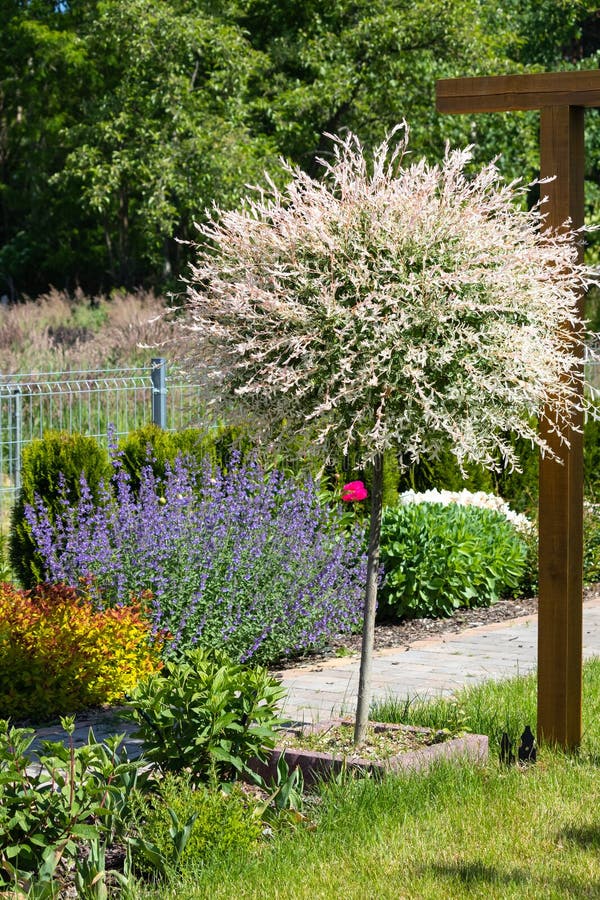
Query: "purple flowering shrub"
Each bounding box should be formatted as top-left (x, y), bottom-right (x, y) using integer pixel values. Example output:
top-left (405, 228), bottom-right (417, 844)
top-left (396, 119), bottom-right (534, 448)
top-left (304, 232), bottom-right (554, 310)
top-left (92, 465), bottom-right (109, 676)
top-left (25, 453), bottom-right (367, 664)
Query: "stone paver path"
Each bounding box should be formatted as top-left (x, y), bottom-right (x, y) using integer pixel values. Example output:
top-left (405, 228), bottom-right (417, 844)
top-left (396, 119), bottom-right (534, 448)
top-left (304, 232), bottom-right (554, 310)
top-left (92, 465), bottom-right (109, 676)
top-left (275, 596), bottom-right (600, 723)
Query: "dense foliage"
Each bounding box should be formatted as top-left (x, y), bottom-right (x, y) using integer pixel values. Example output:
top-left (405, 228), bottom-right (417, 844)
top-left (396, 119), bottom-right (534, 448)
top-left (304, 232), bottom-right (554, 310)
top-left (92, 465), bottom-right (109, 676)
top-left (186, 126), bottom-right (596, 472)
top-left (0, 664), bottom-right (291, 895)
top-left (379, 502), bottom-right (528, 619)
top-left (9, 430), bottom-right (112, 588)
top-left (128, 774), bottom-right (263, 877)
top-left (118, 422), bottom-right (252, 492)
top-left (0, 581), bottom-right (165, 718)
top-left (0, 718), bottom-right (143, 894)
top-left (124, 647), bottom-right (285, 785)
top-left (9, 424), bottom-right (252, 587)
top-left (2, 0), bottom-right (599, 297)
top-left (25, 450), bottom-right (368, 663)
top-left (584, 502), bottom-right (600, 584)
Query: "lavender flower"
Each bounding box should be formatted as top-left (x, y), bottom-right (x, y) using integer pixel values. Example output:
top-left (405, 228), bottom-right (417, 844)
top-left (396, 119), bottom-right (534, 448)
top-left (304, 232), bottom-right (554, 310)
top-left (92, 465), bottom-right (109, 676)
top-left (25, 450), bottom-right (368, 664)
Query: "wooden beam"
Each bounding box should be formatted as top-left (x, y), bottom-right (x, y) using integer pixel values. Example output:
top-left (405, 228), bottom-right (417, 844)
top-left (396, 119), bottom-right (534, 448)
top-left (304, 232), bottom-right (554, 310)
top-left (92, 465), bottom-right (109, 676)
top-left (537, 106), bottom-right (585, 748)
top-left (435, 71), bottom-right (590, 749)
top-left (437, 70), bottom-right (600, 113)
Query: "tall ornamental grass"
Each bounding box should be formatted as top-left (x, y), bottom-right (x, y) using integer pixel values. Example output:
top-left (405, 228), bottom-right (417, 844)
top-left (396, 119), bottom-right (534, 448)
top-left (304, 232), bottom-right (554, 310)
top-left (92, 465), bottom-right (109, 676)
top-left (25, 453), bottom-right (367, 664)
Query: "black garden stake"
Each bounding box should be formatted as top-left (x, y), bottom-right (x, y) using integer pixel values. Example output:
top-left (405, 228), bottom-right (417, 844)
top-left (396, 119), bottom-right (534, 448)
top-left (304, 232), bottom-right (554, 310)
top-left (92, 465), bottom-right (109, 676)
top-left (518, 725), bottom-right (537, 765)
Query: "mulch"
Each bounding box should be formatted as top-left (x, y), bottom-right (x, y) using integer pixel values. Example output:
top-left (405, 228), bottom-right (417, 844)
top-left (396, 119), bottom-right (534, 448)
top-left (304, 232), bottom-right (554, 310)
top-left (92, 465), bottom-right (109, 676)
top-left (276, 583), bottom-right (600, 669)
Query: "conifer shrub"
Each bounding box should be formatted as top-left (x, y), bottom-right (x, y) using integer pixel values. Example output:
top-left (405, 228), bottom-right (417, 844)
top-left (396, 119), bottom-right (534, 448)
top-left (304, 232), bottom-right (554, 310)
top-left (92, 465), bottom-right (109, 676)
top-left (9, 431), bottom-right (111, 588)
top-left (396, 450), bottom-right (495, 497)
top-left (0, 582), bottom-right (165, 718)
top-left (584, 503), bottom-right (600, 585)
top-left (584, 409), bottom-right (600, 503)
top-left (394, 441), bottom-right (538, 516)
top-left (118, 422), bottom-right (253, 492)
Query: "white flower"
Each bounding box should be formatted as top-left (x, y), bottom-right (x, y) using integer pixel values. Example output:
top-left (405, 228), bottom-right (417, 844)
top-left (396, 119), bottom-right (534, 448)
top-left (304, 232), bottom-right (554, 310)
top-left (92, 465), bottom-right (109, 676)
top-left (398, 488), bottom-right (533, 533)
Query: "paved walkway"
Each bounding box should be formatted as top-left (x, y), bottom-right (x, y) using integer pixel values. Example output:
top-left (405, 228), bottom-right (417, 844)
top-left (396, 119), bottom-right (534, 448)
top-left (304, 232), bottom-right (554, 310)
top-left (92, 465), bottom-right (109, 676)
top-left (26, 596), bottom-right (600, 756)
top-left (275, 595), bottom-right (600, 723)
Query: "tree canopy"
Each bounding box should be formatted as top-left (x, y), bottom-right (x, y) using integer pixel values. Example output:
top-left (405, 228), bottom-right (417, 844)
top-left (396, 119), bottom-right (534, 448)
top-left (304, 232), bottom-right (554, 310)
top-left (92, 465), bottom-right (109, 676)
top-left (184, 124), bottom-right (597, 746)
top-left (1, 0), bottom-right (599, 298)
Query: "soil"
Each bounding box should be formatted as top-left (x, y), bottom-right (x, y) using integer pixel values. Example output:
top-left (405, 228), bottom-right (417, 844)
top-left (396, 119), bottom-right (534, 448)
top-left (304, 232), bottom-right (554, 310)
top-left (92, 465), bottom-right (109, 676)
top-left (280, 721), bottom-right (450, 761)
top-left (277, 584), bottom-right (600, 669)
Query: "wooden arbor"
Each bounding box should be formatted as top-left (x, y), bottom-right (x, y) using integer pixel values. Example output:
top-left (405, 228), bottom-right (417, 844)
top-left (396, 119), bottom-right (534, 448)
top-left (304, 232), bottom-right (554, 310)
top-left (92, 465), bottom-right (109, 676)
top-left (436, 71), bottom-right (600, 749)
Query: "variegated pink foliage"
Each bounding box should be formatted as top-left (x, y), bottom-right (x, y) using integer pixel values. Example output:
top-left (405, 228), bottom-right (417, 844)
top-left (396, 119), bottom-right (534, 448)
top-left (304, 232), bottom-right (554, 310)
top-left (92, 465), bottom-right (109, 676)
top-left (185, 123), bottom-right (598, 471)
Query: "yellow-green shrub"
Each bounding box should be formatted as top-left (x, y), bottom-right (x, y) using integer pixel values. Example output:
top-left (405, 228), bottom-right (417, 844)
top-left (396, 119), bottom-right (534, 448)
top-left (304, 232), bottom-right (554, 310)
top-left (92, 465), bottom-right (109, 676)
top-left (0, 582), bottom-right (166, 719)
top-left (128, 773), bottom-right (263, 876)
top-left (10, 431), bottom-right (111, 588)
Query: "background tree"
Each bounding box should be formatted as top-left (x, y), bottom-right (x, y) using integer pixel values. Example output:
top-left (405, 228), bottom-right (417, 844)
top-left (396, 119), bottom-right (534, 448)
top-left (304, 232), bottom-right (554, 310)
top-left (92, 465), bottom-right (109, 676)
top-left (1, 0), bottom-right (600, 297)
top-left (184, 125), bottom-right (597, 744)
top-left (0, 0), bottom-right (90, 297)
top-left (55, 0), bottom-right (283, 288)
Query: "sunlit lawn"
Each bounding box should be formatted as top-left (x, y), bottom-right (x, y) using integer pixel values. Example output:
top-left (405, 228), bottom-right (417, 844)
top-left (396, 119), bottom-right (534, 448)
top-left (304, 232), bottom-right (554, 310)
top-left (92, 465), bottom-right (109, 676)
top-left (135, 659), bottom-right (600, 900)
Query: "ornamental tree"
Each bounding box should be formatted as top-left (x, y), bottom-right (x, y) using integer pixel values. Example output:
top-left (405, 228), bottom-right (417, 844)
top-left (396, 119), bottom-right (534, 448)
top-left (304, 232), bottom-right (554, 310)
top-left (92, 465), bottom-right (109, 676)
top-left (184, 123), bottom-right (598, 744)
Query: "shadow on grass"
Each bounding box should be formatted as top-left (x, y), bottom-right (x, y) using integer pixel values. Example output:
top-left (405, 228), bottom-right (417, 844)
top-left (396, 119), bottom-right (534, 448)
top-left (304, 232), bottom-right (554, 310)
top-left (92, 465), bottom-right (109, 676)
top-left (425, 861), bottom-right (529, 887)
top-left (424, 861), bottom-right (600, 898)
top-left (559, 825), bottom-right (600, 850)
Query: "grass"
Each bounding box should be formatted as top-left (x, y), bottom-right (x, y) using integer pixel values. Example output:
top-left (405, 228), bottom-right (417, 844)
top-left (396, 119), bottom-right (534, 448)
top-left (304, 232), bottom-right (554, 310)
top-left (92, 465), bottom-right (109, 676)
top-left (133, 658), bottom-right (600, 900)
top-left (0, 288), bottom-right (175, 373)
top-left (372, 659), bottom-right (600, 755)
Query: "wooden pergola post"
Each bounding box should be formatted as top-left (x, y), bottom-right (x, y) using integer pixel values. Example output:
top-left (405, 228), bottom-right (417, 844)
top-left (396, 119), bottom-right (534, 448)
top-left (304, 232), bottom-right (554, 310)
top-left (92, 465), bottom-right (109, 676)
top-left (436, 71), bottom-right (600, 749)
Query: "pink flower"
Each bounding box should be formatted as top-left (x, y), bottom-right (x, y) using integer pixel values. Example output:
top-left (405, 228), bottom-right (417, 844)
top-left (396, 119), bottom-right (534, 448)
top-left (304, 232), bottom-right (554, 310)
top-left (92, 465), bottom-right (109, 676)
top-left (341, 480), bottom-right (368, 502)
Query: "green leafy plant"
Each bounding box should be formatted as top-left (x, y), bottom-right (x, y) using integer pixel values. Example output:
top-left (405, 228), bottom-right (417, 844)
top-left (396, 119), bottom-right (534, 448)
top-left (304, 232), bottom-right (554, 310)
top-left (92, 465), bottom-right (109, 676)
top-left (584, 406), bottom-right (600, 502)
top-left (264, 755), bottom-right (305, 814)
top-left (516, 517), bottom-right (539, 597)
top-left (9, 430), bottom-right (111, 588)
top-left (122, 647), bottom-right (286, 784)
top-left (379, 502), bottom-right (528, 619)
top-left (0, 717), bottom-right (144, 894)
top-left (127, 773), bottom-right (262, 877)
top-left (584, 502), bottom-right (600, 584)
top-left (73, 838), bottom-right (133, 900)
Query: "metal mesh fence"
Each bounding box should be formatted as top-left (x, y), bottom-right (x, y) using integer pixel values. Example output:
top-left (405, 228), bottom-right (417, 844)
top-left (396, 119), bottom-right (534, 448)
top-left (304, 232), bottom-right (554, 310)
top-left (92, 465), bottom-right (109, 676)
top-left (0, 360), bottom-right (205, 513)
top-left (3, 354), bottom-right (600, 516)
top-left (585, 343), bottom-right (600, 396)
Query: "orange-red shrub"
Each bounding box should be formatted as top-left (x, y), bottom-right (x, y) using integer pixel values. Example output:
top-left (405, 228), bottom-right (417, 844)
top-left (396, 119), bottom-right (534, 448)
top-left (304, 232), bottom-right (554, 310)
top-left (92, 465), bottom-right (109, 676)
top-left (0, 582), bottom-right (166, 719)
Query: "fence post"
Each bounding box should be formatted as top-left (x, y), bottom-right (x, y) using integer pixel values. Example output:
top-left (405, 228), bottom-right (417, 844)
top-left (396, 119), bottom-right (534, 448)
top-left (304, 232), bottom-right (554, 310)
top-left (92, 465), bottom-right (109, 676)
top-left (10, 386), bottom-right (22, 495)
top-left (151, 358), bottom-right (167, 429)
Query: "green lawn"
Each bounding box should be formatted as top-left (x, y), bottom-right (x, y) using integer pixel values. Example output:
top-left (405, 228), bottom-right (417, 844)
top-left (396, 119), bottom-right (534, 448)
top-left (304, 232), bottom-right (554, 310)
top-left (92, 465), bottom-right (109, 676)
top-left (135, 659), bottom-right (600, 900)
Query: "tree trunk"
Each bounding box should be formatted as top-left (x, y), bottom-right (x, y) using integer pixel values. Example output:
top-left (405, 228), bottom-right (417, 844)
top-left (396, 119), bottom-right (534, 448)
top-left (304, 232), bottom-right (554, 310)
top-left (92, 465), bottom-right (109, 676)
top-left (118, 184), bottom-right (130, 284)
top-left (354, 452), bottom-right (384, 747)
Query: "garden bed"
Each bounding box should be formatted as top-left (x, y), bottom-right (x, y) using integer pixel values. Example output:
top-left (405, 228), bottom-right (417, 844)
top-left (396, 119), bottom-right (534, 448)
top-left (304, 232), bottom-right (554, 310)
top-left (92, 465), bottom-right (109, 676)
top-left (250, 719), bottom-right (488, 787)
